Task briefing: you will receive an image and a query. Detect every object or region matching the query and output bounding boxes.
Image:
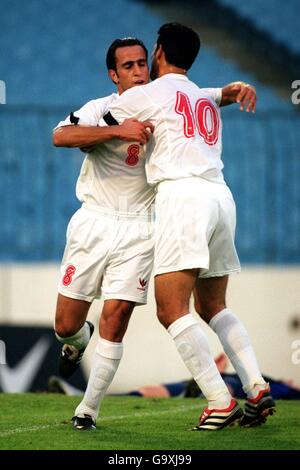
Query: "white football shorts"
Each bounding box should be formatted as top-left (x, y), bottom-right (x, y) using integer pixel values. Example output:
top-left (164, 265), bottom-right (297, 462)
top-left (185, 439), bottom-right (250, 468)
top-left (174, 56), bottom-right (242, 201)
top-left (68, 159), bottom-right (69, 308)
top-left (58, 205), bottom-right (154, 304)
top-left (154, 177), bottom-right (241, 277)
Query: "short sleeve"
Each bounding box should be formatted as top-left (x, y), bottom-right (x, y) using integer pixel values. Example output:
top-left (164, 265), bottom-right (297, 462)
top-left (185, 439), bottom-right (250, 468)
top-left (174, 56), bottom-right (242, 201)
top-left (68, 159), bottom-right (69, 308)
top-left (54, 97), bottom-right (113, 130)
top-left (202, 88), bottom-right (222, 106)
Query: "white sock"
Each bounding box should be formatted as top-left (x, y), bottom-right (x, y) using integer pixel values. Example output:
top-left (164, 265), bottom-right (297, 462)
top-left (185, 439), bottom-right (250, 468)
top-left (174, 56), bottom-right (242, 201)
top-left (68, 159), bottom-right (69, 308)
top-left (74, 337), bottom-right (123, 421)
top-left (209, 308), bottom-right (266, 396)
top-left (55, 321), bottom-right (91, 350)
top-left (168, 314), bottom-right (232, 409)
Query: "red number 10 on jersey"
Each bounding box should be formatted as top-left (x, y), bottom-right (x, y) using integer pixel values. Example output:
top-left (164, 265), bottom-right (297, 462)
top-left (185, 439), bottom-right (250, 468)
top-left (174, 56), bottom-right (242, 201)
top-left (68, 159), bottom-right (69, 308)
top-left (175, 91), bottom-right (219, 145)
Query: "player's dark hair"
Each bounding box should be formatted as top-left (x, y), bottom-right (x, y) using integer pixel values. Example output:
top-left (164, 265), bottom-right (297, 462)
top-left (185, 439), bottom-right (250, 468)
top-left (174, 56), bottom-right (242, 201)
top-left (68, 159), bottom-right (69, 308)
top-left (106, 38), bottom-right (148, 71)
top-left (156, 23), bottom-right (200, 70)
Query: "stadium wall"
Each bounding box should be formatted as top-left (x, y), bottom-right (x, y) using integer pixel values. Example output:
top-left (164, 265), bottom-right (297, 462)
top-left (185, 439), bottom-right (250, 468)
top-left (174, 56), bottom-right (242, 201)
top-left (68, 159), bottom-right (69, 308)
top-left (0, 264), bottom-right (299, 391)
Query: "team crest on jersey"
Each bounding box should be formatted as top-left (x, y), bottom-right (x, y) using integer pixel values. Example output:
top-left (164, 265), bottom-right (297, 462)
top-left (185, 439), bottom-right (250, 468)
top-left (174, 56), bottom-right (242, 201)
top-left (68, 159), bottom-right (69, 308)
top-left (137, 278), bottom-right (147, 291)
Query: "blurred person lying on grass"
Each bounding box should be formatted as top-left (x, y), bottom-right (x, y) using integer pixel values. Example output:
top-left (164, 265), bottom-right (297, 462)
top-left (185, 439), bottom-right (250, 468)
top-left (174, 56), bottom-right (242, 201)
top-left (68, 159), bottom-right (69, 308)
top-left (48, 353), bottom-right (300, 400)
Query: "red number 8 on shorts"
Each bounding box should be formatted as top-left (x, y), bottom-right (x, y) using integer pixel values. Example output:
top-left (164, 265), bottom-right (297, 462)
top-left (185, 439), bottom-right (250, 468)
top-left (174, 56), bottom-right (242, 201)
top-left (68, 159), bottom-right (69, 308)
top-left (63, 265), bottom-right (76, 286)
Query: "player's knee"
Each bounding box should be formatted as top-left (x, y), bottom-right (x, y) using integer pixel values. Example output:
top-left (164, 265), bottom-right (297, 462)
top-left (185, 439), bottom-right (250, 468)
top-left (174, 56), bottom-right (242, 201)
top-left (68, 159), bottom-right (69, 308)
top-left (194, 300), bottom-right (211, 323)
top-left (156, 299), bottom-right (191, 329)
top-left (156, 305), bottom-right (174, 329)
top-left (54, 319), bottom-right (79, 338)
top-left (200, 301), bottom-right (226, 323)
top-left (156, 305), bottom-right (166, 327)
top-left (193, 299), bottom-right (209, 323)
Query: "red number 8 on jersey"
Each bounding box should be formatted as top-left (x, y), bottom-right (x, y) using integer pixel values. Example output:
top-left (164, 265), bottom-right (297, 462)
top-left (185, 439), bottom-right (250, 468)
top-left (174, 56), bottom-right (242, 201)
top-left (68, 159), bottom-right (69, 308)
top-left (125, 144), bottom-right (140, 166)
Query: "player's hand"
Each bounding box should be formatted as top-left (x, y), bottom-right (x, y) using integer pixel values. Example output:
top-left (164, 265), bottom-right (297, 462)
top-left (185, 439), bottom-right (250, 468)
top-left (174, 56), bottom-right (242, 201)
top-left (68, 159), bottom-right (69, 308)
top-left (236, 83), bottom-right (257, 113)
top-left (119, 119), bottom-right (154, 145)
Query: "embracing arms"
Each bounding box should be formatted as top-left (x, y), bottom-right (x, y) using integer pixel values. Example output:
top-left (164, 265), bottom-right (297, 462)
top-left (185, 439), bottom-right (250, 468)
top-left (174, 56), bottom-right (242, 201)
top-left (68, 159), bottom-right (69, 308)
top-left (53, 81), bottom-right (256, 150)
top-left (53, 118), bottom-right (154, 148)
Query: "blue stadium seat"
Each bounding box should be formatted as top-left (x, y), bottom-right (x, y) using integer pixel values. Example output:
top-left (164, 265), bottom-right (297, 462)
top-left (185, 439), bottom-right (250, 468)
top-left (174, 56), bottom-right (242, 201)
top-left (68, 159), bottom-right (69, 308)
top-left (0, 0), bottom-right (299, 263)
top-left (217, 0), bottom-right (300, 54)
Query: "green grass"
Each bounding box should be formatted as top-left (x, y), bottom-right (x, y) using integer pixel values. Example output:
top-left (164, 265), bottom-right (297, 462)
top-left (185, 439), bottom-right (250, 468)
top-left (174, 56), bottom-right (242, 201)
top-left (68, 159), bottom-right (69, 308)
top-left (0, 394), bottom-right (299, 450)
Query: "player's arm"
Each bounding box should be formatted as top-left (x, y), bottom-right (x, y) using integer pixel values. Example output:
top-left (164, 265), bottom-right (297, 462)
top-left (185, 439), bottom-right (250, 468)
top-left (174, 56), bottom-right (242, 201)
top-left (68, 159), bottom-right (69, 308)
top-left (53, 124), bottom-right (121, 148)
top-left (53, 118), bottom-right (154, 148)
top-left (220, 81), bottom-right (257, 112)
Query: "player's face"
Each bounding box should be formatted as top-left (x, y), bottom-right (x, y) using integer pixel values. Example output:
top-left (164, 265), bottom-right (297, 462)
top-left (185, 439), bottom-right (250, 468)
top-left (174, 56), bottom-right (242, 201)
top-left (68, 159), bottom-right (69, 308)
top-left (111, 45), bottom-right (149, 94)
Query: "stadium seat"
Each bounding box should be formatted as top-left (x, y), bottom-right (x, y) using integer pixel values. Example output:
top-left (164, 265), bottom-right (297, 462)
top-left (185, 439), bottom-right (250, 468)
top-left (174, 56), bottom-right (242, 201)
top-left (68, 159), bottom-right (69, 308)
top-left (216, 0), bottom-right (300, 54)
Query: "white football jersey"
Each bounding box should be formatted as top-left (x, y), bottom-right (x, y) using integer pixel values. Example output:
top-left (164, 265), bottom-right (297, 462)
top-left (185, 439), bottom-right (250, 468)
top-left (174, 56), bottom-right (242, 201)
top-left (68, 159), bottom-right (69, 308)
top-left (109, 74), bottom-right (224, 185)
top-left (55, 94), bottom-right (155, 215)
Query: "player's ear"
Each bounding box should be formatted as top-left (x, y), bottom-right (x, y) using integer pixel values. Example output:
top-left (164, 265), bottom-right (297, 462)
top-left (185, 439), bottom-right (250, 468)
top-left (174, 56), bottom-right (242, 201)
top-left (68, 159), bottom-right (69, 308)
top-left (108, 69), bottom-right (119, 85)
top-left (156, 44), bottom-right (164, 60)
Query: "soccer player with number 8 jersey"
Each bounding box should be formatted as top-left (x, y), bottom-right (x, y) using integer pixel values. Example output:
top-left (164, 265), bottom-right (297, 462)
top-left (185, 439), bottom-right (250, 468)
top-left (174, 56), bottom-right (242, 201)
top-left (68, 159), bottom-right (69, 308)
top-left (53, 38), bottom-right (155, 430)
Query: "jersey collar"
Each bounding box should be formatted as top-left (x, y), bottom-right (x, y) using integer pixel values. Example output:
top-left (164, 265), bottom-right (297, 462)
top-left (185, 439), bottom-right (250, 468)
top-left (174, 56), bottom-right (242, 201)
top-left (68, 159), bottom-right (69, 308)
top-left (158, 73), bottom-right (189, 81)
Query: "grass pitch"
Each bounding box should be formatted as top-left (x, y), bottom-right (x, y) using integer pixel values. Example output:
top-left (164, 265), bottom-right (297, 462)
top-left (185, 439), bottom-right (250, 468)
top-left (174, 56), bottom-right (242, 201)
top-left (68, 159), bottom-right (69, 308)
top-left (0, 394), bottom-right (299, 450)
